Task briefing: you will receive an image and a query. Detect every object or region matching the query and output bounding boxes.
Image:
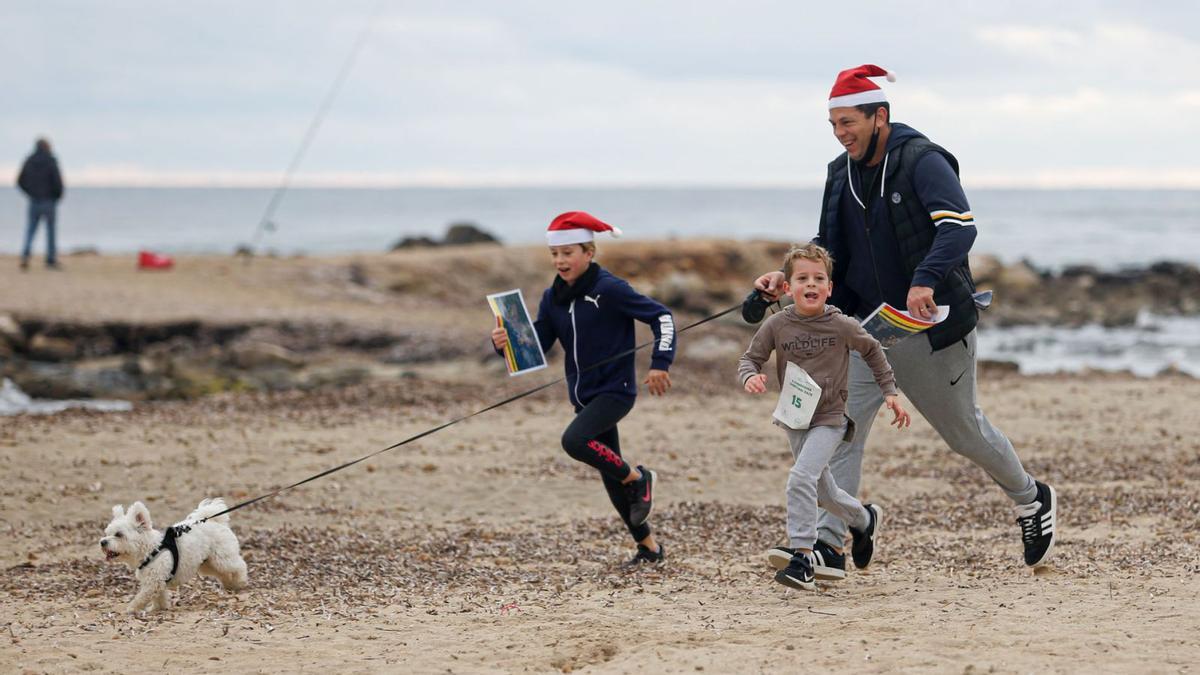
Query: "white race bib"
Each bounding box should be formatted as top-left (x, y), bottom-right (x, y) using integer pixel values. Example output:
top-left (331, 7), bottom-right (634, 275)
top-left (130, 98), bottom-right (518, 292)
top-left (772, 361), bottom-right (822, 430)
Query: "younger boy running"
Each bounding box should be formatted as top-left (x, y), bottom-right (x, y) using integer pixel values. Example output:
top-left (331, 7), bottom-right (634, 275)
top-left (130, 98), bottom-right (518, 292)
top-left (738, 243), bottom-right (910, 590)
top-left (491, 212), bottom-right (675, 564)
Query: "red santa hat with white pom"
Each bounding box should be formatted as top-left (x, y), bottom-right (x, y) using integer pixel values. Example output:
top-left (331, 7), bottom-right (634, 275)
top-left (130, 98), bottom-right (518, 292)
top-left (546, 211), bottom-right (622, 246)
top-left (828, 64), bottom-right (896, 109)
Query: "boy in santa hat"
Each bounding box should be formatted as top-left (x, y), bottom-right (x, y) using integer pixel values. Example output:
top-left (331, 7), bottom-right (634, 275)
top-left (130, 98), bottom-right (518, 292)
top-left (490, 211), bottom-right (675, 564)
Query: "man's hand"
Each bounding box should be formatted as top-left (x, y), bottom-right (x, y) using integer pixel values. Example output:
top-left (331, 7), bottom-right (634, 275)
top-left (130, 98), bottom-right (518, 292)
top-left (743, 373), bottom-right (768, 394)
top-left (754, 271), bottom-right (786, 302)
top-left (884, 395), bottom-right (911, 428)
top-left (906, 286), bottom-right (937, 320)
top-left (644, 369), bottom-right (671, 396)
top-left (491, 317), bottom-right (508, 350)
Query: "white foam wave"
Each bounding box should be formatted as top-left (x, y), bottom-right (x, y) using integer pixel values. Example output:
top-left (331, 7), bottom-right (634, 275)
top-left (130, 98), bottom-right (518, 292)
top-left (0, 378), bottom-right (133, 416)
top-left (977, 312), bottom-right (1200, 377)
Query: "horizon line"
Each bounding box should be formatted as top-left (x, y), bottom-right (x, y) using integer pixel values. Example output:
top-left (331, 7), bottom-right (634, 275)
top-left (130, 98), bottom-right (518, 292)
top-left (12, 166), bottom-right (1200, 191)
top-left (54, 180), bottom-right (1200, 191)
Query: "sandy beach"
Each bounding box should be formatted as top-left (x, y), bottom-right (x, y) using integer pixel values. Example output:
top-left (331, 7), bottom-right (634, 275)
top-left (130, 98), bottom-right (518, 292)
top-left (2, 245), bottom-right (1198, 674)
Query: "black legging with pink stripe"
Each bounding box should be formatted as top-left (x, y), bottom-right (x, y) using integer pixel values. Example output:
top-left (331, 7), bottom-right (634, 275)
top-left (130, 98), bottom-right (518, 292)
top-left (561, 393), bottom-right (650, 542)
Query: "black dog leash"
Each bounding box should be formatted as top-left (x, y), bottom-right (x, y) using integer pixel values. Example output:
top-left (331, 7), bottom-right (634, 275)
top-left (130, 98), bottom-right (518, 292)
top-left (198, 302), bottom-right (743, 523)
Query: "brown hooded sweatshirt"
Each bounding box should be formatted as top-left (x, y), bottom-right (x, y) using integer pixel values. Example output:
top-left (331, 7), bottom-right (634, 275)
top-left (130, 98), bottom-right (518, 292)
top-left (738, 305), bottom-right (897, 428)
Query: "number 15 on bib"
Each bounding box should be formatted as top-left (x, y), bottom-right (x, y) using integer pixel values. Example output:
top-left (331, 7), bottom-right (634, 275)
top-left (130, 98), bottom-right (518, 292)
top-left (772, 362), bottom-right (822, 430)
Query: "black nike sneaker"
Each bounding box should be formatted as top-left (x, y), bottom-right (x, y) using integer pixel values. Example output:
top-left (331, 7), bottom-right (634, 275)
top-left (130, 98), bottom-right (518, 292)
top-left (774, 553), bottom-right (816, 591)
top-left (627, 466), bottom-right (656, 527)
top-left (766, 545), bottom-right (796, 571)
top-left (1015, 480), bottom-right (1057, 567)
top-left (811, 541), bottom-right (847, 580)
top-left (766, 542), bottom-right (845, 580)
top-left (849, 504), bottom-right (882, 570)
top-left (626, 543), bottom-right (664, 566)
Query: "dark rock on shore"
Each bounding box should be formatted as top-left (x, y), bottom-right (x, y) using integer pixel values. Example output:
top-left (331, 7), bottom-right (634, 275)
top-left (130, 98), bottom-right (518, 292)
top-left (971, 256), bottom-right (1200, 328)
top-left (391, 222), bottom-right (500, 250)
top-left (390, 235), bottom-right (439, 249)
top-left (444, 222), bottom-right (500, 245)
top-left (0, 316), bottom-right (468, 402)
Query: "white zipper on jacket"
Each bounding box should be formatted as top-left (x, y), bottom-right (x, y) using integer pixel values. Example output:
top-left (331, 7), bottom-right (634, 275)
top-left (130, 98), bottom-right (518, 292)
top-left (569, 298), bottom-right (581, 407)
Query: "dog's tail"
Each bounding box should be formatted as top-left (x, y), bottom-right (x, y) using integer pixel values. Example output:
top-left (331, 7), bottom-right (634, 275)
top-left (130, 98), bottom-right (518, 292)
top-left (190, 498), bottom-right (231, 525)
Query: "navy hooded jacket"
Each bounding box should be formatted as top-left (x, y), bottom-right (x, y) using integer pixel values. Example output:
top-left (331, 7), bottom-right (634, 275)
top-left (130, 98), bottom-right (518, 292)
top-left (832, 123), bottom-right (976, 314)
top-left (17, 148), bottom-right (64, 201)
top-left (532, 264), bottom-right (675, 408)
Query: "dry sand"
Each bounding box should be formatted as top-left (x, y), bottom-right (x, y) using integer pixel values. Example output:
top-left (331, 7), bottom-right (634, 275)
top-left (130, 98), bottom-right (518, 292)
top-left (2, 248), bottom-right (1199, 674)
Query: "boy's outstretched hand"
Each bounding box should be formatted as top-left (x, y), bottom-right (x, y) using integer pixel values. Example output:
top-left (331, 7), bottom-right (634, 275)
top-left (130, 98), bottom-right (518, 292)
top-left (744, 373), bottom-right (768, 394)
top-left (644, 369), bottom-right (671, 396)
top-left (491, 317), bottom-right (508, 351)
top-left (885, 395), bottom-right (911, 428)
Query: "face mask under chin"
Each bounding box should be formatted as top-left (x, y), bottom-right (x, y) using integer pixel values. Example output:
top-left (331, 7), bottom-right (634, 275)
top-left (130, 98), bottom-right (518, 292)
top-left (857, 122), bottom-right (881, 165)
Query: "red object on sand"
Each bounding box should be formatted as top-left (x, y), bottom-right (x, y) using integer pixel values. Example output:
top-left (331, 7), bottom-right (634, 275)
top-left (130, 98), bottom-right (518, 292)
top-left (138, 251), bottom-right (175, 270)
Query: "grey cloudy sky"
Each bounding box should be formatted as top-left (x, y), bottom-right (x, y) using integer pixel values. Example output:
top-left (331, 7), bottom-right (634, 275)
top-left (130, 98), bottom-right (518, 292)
top-left (3, 1), bottom-right (1198, 188)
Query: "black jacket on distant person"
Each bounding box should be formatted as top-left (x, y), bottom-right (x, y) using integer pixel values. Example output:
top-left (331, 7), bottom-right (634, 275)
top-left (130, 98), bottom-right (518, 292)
top-left (17, 148), bottom-right (64, 202)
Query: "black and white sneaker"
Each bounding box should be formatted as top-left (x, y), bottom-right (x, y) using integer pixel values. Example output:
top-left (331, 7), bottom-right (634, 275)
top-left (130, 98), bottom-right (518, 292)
top-left (1015, 480), bottom-right (1057, 567)
top-left (766, 545), bottom-right (796, 570)
top-left (774, 552), bottom-right (816, 591)
top-left (811, 541), bottom-right (847, 580)
top-left (766, 543), bottom-right (846, 580)
top-left (849, 504), bottom-right (882, 570)
top-left (626, 543), bottom-right (664, 566)
top-left (627, 465), bottom-right (656, 527)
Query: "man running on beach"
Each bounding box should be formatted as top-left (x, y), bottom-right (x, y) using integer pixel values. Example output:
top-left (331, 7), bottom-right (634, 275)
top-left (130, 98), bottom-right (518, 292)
top-left (749, 65), bottom-right (1057, 577)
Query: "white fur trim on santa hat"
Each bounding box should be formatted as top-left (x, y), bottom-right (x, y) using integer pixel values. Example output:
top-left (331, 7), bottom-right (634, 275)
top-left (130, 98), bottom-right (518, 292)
top-left (547, 229), bottom-right (595, 246)
top-left (546, 225), bottom-right (622, 245)
top-left (828, 89), bottom-right (889, 110)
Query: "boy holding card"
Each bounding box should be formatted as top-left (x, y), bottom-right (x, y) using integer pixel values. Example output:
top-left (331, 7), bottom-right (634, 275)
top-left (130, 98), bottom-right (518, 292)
top-left (490, 212), bottom-right (675, 565)
top-left (738, 243), bottom-right (910, 591)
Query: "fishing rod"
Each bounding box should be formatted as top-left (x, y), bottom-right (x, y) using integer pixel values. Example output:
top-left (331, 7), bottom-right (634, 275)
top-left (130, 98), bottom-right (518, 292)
top-left (247, 1), bottom-right (384, 255)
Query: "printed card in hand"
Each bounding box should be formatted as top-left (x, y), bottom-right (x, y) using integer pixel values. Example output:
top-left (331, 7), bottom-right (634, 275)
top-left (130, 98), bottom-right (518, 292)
top-left (772, 361), bottom-right (822, 430)
top-left (860, 302), bottom-right (949, 349)
top-left (487, 289), bottom-right (547, 376)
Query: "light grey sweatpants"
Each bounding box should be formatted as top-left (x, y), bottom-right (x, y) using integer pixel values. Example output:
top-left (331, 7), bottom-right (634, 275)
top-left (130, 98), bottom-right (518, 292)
top-left (816, 329), bottom-right (1037, 549)
top-left (784, 421), bottom-right (869, 550)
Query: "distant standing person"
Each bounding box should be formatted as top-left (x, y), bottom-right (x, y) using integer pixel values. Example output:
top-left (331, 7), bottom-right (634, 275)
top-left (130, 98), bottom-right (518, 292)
top-left (16, 137), bottom-right (65, 270)
top-left (750, 65), bottom-right (1057, 575)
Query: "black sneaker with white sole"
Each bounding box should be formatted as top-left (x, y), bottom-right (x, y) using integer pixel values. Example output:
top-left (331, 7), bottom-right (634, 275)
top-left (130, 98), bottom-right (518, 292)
top-left (626, 543), bottom-right (664, 566)
top-left (767, 542), bottom-right (846, 580)
top-left (766, 545), bottom-right (795, 571)
top-left (1015, 480), bottom-right (1057, 567)
top-left (627, 466), bottom-right (656, 527)
top-left (811, 541), bottom-right (847, 580)
top-left (774, 553), bottom-right (816, 591)
top-left (848, 504), bottom-right (882, 570)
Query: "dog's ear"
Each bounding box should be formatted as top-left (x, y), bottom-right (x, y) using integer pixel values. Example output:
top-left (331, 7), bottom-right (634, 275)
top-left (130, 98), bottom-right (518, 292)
top-left (111, 504), bottom-right (125, 519)
top-left (129, 502), bottom-right (152, 530)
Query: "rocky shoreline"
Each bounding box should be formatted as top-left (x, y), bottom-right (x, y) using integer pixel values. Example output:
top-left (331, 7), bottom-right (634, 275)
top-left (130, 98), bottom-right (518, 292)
top-left (2, 242), bottom-right (1197, 401)
top-left (0, 317), bottom-right (468, 400)
top-left (970, 256), bottom-right (1200, 328)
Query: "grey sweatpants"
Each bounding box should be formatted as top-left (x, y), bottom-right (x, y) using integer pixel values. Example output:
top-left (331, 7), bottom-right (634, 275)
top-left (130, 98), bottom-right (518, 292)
top-left (784, 421), bottom-right (869, 550)
top-left (816, 329), bottom-right (1037, 549)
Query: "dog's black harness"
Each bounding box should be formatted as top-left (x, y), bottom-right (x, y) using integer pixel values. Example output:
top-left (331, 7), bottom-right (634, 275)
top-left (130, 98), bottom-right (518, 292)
top-left (138, 524), bottom-right (192, 582)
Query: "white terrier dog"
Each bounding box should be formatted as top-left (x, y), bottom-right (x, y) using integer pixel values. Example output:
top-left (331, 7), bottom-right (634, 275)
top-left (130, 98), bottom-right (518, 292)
top-left (100, 498), bottom-right (248, 613)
